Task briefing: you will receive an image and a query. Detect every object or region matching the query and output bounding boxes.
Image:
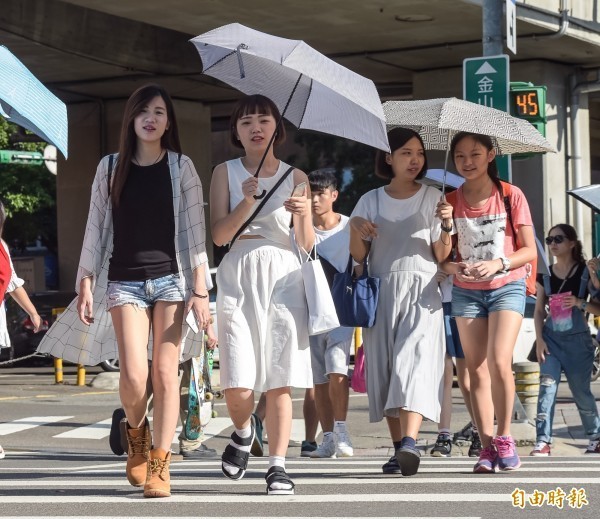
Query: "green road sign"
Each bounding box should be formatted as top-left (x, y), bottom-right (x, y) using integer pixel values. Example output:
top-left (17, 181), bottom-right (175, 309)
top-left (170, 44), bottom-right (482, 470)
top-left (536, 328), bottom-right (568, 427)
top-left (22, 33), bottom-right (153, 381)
top-left (464, 55), bottom-right (509, 110)
top-left (0, 149), bottom-right (44, 166)
top-left (463, 54), bottom-right (511, 181)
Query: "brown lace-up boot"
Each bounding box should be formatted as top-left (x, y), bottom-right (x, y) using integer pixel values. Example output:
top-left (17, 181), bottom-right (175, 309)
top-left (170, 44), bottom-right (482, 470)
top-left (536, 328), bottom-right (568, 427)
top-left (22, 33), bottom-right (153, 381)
top-left (125, 418), bottom-right (151, 487)
top-left (144, 448), bottom-right (171, 498)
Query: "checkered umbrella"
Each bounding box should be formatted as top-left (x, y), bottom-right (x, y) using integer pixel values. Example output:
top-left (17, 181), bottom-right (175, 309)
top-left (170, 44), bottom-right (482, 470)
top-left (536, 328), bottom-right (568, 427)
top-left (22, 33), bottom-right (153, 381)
top-left (191, 23), bottom-right (389, 197)
top-left (383, 97), bottom-right (555, 155)
top-left (0, 46), bottom-right (68, 158)
top-left (383, 97), bottom-right (556, 193)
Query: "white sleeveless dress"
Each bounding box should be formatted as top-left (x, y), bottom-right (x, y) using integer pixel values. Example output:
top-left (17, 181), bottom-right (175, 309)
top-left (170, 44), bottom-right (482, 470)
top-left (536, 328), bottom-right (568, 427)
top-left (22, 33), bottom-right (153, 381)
top-left (216, 159), bottom-right (312, 392)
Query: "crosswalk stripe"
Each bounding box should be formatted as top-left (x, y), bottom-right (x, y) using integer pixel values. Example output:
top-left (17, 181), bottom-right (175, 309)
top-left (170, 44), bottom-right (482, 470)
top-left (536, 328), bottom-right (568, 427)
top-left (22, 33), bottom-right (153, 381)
top-left (15, 415), bottom-right (310, 444)
top-left (0, 493), bottom-right (512, 504)
top-left (68, 465), bottom-right (600, 475)
top-left (2, 458), bottom-right (600, 474)
top-left (54, 419), bottom-right (112, 439)
top-left (0, 416), bottom-right (73, 436)
top-left (0, 476), bottom-right (599, 486)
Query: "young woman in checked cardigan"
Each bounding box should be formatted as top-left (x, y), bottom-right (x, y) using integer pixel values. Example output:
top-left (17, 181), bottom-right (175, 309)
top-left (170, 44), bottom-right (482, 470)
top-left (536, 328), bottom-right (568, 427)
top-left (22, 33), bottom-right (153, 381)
top-left (38, 83), bottom-right (211, 497)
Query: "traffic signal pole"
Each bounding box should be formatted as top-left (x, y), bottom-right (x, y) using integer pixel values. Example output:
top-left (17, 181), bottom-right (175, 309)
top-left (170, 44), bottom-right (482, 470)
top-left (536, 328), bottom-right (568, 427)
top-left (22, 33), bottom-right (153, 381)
top-left (482, 0), bottom-right (503, 57)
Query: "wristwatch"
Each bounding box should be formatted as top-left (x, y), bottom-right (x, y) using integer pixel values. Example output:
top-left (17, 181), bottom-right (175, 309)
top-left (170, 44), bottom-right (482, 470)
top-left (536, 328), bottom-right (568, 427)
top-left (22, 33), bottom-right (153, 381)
top-left (441, 222), bottom-right (453, 233)
top-left (500, 257), bottom-right (511, 273)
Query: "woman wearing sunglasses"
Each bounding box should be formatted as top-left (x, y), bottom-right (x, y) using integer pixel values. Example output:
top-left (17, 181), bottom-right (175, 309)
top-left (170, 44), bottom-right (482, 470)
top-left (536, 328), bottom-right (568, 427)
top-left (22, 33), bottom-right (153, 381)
top-left (531, 224), bottom-right (600, 456)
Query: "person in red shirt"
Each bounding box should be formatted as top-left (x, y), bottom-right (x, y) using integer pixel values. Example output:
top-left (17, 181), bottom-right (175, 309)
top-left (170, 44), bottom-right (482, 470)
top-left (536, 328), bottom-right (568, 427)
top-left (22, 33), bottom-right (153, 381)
top-left (0, 200), bottom-right (43, 460)
top-left (443, 132), bottom-right (537, 473)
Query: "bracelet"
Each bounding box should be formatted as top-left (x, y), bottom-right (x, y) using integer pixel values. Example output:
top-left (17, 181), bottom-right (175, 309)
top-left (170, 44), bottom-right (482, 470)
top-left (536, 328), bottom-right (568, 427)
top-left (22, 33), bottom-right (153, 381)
top-left (191, 289), bottom-right (208, 299)
top-left (581, 300), bottom-right (588, 312)
top-left (441, 223), bottom-right (453, 233)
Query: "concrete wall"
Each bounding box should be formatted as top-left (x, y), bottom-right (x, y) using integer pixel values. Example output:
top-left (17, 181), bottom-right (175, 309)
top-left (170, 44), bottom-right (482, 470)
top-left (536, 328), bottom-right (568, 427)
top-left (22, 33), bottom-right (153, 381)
top-left (56, 99), bottom-right (212, 290)
top-left (57, 102), bottom-right (103, 293)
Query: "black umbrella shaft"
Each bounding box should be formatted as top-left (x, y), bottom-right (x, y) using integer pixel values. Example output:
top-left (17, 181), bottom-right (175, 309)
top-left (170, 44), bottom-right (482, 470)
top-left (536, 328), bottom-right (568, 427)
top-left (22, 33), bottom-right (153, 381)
top-left (253, 73), bottom-right (304, 179)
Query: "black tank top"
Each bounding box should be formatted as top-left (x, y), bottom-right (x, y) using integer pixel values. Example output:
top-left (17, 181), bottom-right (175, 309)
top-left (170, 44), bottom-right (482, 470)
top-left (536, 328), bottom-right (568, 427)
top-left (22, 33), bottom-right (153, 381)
top-left (109, 153), bottom-right (177, 281)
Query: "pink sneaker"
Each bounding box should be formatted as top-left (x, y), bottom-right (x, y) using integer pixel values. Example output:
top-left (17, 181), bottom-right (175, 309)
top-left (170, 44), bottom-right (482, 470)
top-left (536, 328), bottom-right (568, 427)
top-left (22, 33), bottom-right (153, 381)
top-left (494, 435), bottom-right (521, 471)
top-left (473, 446), bottom-right (497, 473)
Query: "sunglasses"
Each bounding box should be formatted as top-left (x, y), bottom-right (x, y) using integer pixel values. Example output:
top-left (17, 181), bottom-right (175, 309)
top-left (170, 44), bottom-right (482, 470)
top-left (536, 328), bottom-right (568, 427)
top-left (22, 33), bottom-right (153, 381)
top-left (545, 235), bottom-right (566, 245)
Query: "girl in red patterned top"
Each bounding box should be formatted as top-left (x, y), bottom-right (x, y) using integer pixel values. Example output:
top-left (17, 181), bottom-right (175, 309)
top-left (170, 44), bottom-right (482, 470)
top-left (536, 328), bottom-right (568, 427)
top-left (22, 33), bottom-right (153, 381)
top-left (443, 132), bottom-right (537, 473)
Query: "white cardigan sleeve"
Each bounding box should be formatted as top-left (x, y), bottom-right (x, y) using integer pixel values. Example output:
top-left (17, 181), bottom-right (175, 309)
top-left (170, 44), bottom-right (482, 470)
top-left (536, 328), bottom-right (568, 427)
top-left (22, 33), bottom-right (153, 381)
top-left (178, 155), bottom-right (208, 271)
top-left (76, 156), bottom-right (110, 293)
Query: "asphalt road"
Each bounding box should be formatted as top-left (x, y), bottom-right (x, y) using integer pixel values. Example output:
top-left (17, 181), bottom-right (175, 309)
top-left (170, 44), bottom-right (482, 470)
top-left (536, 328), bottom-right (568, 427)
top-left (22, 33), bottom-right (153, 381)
top-left (0, 364), bottom-right (599, 518)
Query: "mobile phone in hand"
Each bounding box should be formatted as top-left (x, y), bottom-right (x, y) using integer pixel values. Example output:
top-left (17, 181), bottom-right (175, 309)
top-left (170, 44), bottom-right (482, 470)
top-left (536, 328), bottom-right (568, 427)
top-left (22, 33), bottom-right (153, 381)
top-left (291, 182), bottom-right (307, 197)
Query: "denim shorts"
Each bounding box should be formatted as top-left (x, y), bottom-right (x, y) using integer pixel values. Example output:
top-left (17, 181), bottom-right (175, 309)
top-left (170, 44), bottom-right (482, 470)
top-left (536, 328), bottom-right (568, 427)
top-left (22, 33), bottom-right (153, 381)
top-left (106, 273), bottom-right (185, 311)
top-left (451, 279), bottom-right (526, 319)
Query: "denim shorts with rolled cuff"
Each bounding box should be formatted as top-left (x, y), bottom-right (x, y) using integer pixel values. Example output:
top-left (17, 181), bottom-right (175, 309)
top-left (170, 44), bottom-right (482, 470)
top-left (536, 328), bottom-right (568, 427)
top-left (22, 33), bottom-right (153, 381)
top-left (106, 273), bottom-right (185, 311)
top-left (451, 279), bottom-right (526, 319)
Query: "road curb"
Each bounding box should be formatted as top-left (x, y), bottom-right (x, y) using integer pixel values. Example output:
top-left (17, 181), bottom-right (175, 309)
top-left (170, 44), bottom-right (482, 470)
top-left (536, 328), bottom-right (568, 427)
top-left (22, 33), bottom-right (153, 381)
top-left (89, 372), bottom-right (120, 390)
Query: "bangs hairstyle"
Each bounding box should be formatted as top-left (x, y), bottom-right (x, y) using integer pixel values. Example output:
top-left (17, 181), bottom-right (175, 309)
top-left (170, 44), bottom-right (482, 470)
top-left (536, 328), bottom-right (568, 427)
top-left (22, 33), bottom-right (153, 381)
top-left (229, 94), bottom-right (286, 149)
top-left (450, 132), bottom-right (502, 195)
top-left (111, 83), bottom-right (182, 207)
top-left (375, 127), bottom-right (428, 180)
top-left (308, 169), bottom-right (338, 193)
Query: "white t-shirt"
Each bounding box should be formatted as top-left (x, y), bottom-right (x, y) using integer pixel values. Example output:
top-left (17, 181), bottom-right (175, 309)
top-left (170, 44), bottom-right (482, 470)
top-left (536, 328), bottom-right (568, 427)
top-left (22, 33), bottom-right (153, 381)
top-left (314, 214), bottom-right (350, 273)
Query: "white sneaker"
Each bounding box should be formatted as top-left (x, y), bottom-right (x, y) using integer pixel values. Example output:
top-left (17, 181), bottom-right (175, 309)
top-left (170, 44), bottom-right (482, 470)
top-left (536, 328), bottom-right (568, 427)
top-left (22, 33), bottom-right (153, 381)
top-left (310, 435), bottom-right (336, 458)
top-left (335, 430), bottom-right (354, 457)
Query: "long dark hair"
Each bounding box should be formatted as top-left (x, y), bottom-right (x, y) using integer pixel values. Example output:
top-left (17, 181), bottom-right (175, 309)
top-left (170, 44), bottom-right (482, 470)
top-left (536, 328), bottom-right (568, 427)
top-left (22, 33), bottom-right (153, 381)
top-left (111, 84), bottom-right (182, 207)
top-left (450, 132), bottom-right (503, 195)
top-left (375, 127), bottom-right (428, 180)
top-left (548, 223), bottom-right (585, 264)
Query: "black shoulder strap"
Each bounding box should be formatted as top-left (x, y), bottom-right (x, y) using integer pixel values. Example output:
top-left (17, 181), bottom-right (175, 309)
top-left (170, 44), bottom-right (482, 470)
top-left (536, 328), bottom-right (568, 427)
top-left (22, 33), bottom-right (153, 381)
top-left (503, 193), bottom-right (518, 248)
top-left (230, 166), bottom-right (295, 246)
top-left (107, 154), bottom-right (115, 196)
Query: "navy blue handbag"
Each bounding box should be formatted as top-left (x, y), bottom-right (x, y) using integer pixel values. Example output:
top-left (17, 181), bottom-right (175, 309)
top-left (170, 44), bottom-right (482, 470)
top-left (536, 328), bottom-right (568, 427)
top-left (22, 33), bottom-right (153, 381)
top-left (332, 256), bottom-right (380, 328)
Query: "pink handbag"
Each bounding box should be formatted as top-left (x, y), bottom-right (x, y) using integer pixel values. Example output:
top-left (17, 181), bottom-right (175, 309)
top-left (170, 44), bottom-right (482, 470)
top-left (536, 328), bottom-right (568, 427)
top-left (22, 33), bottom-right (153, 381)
top-left (351, 344), bottom-right (367, 393)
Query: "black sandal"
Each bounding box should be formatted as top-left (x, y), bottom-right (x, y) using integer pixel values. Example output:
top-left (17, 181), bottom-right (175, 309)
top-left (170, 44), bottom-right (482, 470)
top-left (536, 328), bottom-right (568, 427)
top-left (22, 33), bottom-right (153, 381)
top-left (221, 425), bottom-right (255, 480)
top-left (265, 466), bottom-right (295, 495)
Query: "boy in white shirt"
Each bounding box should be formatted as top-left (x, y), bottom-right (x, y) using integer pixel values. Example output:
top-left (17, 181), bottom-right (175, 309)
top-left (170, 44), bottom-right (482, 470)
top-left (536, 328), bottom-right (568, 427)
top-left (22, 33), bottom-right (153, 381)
top-left (306, 170), bottom-right (355, 458)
